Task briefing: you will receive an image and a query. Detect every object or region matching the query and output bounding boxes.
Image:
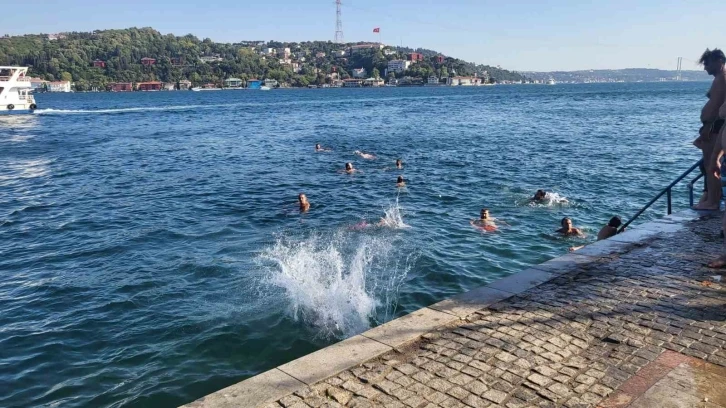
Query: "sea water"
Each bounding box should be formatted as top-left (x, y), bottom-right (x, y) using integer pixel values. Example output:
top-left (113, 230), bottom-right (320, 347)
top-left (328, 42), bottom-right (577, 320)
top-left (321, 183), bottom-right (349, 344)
top-left (0, 83), bottom-right (707, 407)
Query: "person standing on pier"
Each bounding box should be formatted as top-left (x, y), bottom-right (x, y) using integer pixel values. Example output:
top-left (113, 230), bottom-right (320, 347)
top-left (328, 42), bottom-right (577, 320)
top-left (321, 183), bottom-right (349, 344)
top-left (694, 49), bottom-right (726, 211)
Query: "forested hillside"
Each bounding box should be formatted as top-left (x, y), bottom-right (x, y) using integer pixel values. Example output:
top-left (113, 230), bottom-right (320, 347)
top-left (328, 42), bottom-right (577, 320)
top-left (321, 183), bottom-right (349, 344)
top-left (0, 27), bottom-right (525, 89)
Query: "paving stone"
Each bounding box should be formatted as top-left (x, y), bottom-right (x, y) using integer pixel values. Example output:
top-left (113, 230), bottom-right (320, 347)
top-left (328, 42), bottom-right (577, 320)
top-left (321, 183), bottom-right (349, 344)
top-left (527, 373), bottom-right (551, 387)
top-left (427, 378), bottom-right (454, 393)
top-left (326, 387), bottom-right (352, 405)
top-left (462, 393), bottom-right (491, 408)
top-left (279, 394), bottom-right (303, 407)
top-left (481, 388), bottom-right (508, 404)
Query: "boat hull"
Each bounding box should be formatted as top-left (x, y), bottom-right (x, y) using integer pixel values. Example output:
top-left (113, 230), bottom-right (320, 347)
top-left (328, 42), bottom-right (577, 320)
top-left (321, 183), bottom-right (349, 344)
top-left (0, 109), bottom-right (34, 115)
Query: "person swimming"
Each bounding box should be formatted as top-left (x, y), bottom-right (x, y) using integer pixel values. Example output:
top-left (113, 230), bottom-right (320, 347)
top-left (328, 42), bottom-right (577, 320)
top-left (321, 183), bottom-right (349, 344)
top-left (396, 159), bottom-right (403, 169)
top-left (532, 190), bottom-right (547, 202)
top-left (570, 216), bottom-right (621, 251)
top-left (470, 208), bottom-right (503, 231)
top-left (396, 175), bottom-right (406, 187)
top-left (298, 193), bottom-right (310, 212)
top-left (557, 217), bottom-right (583, 236)
top-left (340, 162), bottom-right (360, 174)
top-left (597, 216), bottom-right (622, 240)
top-left (354, 150), bottom-right (376, 160)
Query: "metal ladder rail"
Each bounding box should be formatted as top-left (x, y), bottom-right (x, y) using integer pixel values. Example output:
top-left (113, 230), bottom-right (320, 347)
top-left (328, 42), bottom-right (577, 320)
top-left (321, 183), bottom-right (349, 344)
top-left (619, 159), bottom-right (703, 233)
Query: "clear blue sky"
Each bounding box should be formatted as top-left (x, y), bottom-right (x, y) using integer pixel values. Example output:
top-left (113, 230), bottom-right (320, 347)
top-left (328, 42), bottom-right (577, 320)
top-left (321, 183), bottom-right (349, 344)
top-left (5, 0), bottom-right (724, 71)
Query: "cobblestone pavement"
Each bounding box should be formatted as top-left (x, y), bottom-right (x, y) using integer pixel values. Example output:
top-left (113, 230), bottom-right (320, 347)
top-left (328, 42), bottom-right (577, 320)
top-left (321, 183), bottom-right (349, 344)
top-left (267, 216), bottom-right (726, 408)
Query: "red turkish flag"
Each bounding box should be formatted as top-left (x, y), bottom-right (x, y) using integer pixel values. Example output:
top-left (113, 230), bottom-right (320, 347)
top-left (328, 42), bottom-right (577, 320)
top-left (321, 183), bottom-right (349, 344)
top-left (373, 28), bottom-right (380, 33)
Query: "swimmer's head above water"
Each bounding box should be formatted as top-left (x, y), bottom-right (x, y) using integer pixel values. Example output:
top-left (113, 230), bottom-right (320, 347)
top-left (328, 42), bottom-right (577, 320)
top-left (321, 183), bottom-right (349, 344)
top-left (397, 175), bottom-right (404, 184)
top-left (396, 159), bottom-right (403, 169)
top-left (561, 217), bottom-right (572, 229)
top-left (533, 190), bottom-right (547, 201)
top-left (608, 216), bottom-right (622, 229)
top-left (315, 143), bottom-right (321, 150)
top-left (298, 193), bottom-right (310, 211)
top-left (345, 162), bottom-right (354, 171)
top-left (480, 208), bottom-right (490, 220)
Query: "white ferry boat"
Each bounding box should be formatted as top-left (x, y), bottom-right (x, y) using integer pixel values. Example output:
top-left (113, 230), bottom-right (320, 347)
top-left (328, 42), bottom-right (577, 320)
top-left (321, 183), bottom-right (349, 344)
top-left (0, 67), bottom-right (37, 115)
top-left (547, 78), bottom-right (556, 85)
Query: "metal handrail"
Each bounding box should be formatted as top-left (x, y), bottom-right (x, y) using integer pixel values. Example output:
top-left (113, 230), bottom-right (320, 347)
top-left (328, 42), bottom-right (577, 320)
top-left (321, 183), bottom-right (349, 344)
top-left (619, 159), bottom-right (703, 233)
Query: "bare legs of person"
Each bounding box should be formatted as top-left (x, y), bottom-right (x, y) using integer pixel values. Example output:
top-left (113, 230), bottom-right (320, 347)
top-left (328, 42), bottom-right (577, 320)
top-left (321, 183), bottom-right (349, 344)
top-left (709, 130), bottom-right (726, 268)
top-left (694, 132), bottom-right (722, 210)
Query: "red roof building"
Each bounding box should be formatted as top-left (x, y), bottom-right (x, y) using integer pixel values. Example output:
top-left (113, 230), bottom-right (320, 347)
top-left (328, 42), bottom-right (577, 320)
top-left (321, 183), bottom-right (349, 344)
top-left (108, 82), bottom-right (133, 92)
top-left (141, 57), bottom-right (156, 66)
top-left (92, 60), bottom-right (106, 68)
top-left (136, 81), bottom-right (162, 91)
top-left (435, 55), bottom-right (445, 64)
top-left (408, 53), bottom-right (424, 62)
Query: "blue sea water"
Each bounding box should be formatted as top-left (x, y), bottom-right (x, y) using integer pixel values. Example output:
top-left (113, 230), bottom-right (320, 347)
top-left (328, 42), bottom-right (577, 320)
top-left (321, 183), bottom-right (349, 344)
top-left (0, 83), bottom-right (707, 407)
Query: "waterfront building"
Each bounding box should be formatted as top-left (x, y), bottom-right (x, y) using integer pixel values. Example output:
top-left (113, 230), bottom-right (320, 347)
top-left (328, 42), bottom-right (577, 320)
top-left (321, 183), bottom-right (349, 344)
top-left (446, 76), bottom-right (482, 86)
top-left (364, 78), bottom-right (384, 87)
top-left (224, 78), bottom-right (243, 88)
top-left (48, 81), bottom-right (72, 92)
top-left (264, 79), bottom-right (279, 88)
top-left (163, 82), bottom-right (176, 91)
top-left (343, 79), bottom-right (363, 87)
top-left (247, 79), bottom-right (262, 89)
top-left (140, 57), bottom-right (156, 66)
top-left (352, 68), bottom-right (367, 78)
top-left (424, 76), bottom-right (445, 86)
top-left (108, 82), bottom-right (133, 92)
top-left (92, 60), bottom-right (106, 68)
top-left (178, 80), bottom-right (192, 90)
top-left (330, 79), bottom-right (344, 87)
top-left (29, 77), bottom-right (48, 91)
top-left (136, 81), bottom-right (162, 91)
top-left (387, 59), bottom-right (411, 74)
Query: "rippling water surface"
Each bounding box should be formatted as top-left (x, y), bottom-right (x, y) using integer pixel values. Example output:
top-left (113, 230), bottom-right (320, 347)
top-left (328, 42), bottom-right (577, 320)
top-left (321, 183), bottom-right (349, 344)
top-left (0, 83), bottom-right (706, 407)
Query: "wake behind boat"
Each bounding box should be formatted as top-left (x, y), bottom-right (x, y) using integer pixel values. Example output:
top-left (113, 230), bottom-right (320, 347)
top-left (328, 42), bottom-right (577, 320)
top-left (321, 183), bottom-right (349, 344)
top-left (0, 67), bottom-right (38, 114)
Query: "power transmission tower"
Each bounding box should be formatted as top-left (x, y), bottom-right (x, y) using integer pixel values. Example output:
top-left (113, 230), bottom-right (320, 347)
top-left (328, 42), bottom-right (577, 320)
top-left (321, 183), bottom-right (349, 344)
top-left (334, 0), bottom-right (344, 43)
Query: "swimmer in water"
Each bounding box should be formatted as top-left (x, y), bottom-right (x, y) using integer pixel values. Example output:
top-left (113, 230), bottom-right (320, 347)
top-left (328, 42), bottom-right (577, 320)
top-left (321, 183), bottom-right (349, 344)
top-left (470, 208), bottom-right (505, 231)
top-left (396, 175), bottom-right (406, 187)
top-left (354, 150), bottom-right (377, 160)
top-left (340, 162), bottom-right (360, 174)
top-left (396, 159), bottom-right (403, 169)
top-left (532, 190), bottom-right (547, 202)
top-left (557, 217), bottom-right (584, 236)
top-left (298, 193), bottom-right (310, 212)
top-left (315, 143), bottom-right (331, 152)
top-left (570, 216), bottom-right (621, 251)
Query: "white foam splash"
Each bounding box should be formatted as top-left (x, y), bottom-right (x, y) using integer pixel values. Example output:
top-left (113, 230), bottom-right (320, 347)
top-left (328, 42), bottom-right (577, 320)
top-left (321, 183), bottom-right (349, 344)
top-left (531, 192), bottom-right (570, 207)
top-left (33, 104), bottom-right (216, 115)
top-left (258, 230), bottom-right (412, 339)
top-left (378, 199), bottom-right (409, 229)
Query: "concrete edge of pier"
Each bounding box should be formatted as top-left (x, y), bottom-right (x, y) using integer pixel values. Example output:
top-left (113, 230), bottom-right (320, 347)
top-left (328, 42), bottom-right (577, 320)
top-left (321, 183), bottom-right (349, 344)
top-left (179, 210), bottom-right (702, 408)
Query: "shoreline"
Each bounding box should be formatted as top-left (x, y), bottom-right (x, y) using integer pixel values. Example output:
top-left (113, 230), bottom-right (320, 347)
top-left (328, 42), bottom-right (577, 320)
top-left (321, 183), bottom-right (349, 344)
top-left (180, 209), bottom-right (708, 407)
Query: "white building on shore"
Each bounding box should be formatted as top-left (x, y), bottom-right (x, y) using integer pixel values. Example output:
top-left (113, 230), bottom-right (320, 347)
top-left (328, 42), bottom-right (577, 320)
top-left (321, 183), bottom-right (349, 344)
top-left (387, 60), bottom-right (411, 74)
top-left (48, 81), bottom-right (72, 92)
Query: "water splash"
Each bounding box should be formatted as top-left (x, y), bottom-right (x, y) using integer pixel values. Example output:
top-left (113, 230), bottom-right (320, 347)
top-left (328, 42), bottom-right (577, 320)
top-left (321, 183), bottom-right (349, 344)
top-left (527, 192), bottom-right (570, 207)
top-left (258, 229), bottom-right (413, 339)
top-left (33, 105), bottom-right (218, 115)
top-left (378, 198), bottom-right (410, 229)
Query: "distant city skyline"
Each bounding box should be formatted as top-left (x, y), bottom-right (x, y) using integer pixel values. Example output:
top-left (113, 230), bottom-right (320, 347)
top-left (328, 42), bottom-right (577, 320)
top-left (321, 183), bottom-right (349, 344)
top-left (5, 0), bottom-right (725, 72)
